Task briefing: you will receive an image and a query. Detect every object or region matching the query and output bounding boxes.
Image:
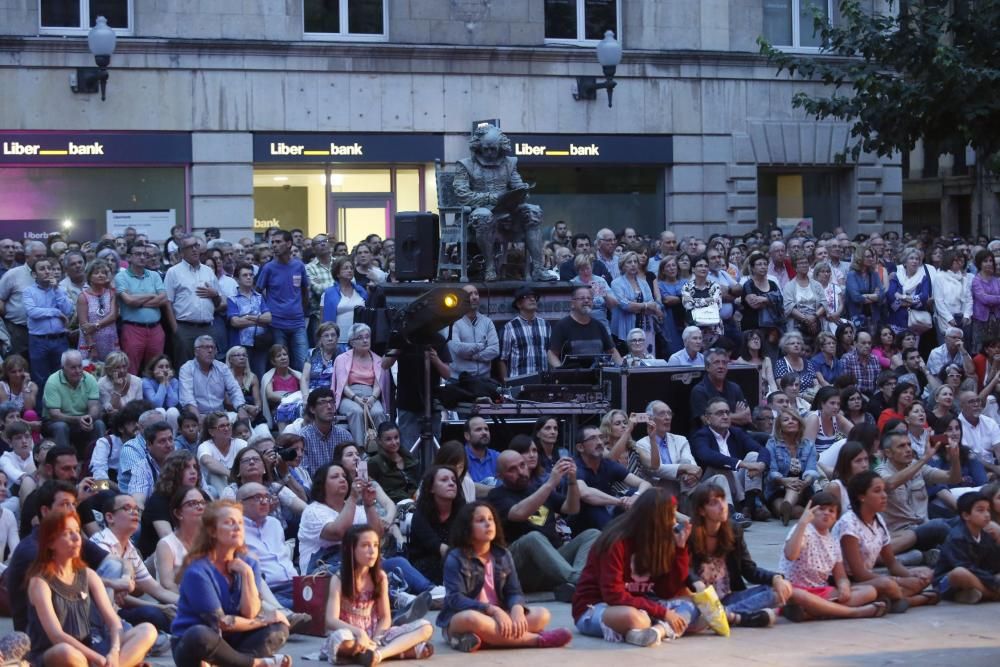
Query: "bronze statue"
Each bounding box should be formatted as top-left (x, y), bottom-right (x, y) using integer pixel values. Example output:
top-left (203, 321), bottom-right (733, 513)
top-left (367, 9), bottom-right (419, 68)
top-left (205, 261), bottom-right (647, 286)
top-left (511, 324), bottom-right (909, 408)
top-left (453, 124), bottom-right (554, 282)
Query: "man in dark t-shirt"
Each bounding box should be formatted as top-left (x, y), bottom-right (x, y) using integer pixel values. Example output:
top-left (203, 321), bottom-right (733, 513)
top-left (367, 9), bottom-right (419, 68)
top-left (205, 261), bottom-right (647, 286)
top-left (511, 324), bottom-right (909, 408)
top-left (548, 284), bottom-right (621, 368)
top-left (487, 450), bottom-right (598, 597)
top-left (573, 426), bottom-right (650, 533)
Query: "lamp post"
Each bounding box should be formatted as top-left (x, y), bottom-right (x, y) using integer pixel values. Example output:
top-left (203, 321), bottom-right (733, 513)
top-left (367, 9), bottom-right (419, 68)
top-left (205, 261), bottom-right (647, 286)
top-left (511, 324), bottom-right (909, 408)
top-left (573, 31), bottom-right (623, 108)
top-left (72, 16), bottom-right (117, 101)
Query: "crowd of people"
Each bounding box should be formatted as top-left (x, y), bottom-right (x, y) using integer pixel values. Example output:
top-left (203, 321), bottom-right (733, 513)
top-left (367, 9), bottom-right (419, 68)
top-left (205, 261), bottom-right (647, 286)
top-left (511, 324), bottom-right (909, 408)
top-left (0, 221), bottom-right (996, 665)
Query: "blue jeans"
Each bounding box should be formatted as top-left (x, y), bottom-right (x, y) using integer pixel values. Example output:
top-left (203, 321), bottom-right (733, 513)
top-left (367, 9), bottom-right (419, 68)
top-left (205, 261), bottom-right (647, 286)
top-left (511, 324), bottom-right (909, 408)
top-left (272, 326), bottom-right (309, 372)
top-left (383, 556), bottom-right (434, 594)
top-left (575, 598), bottom-right (699, 639)
top-left (28, 333), bottom-right (68, 389)
top-left (722, 585), bottom-right (778, 615)
top-left (268, 579), bottom-right (295, 609)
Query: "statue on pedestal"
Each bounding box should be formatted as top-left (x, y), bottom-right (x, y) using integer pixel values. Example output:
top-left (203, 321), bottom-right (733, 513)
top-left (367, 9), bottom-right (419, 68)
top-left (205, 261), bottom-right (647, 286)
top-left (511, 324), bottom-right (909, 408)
top-left (452, 124), bottom-right (555, 282)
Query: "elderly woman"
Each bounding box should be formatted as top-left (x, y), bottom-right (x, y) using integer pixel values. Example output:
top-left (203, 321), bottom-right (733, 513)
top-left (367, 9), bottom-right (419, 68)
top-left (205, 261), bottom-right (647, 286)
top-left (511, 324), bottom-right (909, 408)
top-left (740, 251), bottom-right (784, 346)
top-left (570, 253), bottom-right (616, 335)
top-left (300, 321), bottom-right (340, 401)
top-left (970, 249), bottom-right (1000, 353)
top-left (682, 255), bottom-right (723, 345)
top-left (612, 251), bottom-right (662, 357)
top-left (783, 255), bottom-right (827, 340)
top-left (813, 261), bottom-right (845, 334)
top-left (97, 350), bottom-right (143, 421)
top-left (886, 247), bottom-right (932, 337)
top-left (765, 408), bottom-right (818, 525)
top-left (322, 256), bottom-right (368, 354)
top-left (773, 331), bottom-right (821, 398)
top-left (197, 411), bottom-right (248, 497)
top-left (332, 323), bottom-right (391, 446)
top-left (933, 249), bottom-right (972, 340)
top-left (227, 261), bottom-right (272, 379)
top-left (846, 242), bottom-right (884, 333)
top-left (623, 327), bottom-right (656, 366)
top-left (77, 257), bottom-right (119, 361)
top-left (656, 255), bottom-right (687, 355)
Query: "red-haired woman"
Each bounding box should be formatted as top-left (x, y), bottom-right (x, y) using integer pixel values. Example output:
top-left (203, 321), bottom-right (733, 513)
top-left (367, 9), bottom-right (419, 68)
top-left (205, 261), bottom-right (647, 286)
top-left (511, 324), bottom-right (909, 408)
top-left (26, 511), bottom-right (156, 666)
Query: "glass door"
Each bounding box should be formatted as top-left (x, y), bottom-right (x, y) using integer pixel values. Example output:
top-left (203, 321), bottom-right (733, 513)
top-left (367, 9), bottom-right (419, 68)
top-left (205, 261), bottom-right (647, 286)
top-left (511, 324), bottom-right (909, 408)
top-left (331, 195), bottom-right (392, 249)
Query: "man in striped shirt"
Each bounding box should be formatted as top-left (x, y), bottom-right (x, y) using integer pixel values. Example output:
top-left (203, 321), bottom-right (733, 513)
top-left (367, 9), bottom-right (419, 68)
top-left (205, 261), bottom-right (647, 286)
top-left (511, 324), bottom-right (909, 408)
top-left (499, 286), bottom-right (550, 381)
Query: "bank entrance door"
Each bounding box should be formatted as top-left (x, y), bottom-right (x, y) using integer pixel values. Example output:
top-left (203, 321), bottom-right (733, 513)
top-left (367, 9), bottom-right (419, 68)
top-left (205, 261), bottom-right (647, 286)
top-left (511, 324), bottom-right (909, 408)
top-left (331, 195), bottom-right (393, 249)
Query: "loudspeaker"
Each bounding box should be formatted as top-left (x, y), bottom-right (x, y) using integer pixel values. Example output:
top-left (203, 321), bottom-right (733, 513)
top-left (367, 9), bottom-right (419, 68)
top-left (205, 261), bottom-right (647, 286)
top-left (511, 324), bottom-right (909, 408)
top-left (395, 211), bottom-right (439, 281)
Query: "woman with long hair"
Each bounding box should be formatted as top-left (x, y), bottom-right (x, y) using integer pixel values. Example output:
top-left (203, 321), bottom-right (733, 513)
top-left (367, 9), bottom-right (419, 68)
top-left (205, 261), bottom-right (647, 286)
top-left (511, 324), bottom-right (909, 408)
top-left (433, 440), bottom-right (475, 503)
top-left (138, 449), bottom-right (202, 558)
top-left (927, 417), bottom-right (989, 517)
top-left (171, 500), bottom-right (292, 666)
top-left (928, 384), bottom-right (958, 432)
top-left (656, 255), bottom-right (687, 355)
top-left (889, 329), bottom-right (918, 369)
top-left (220, 446), bottom-right (307, 524)
top-left (27, 511), bottom-right (156, 666)
top-left (872, 325), bottom-right (897, 369)
top-left (835, 321), bottom-right (856, 357)
top-left (334, 441), bottom-right (397, 532)
top-left (803, 386), bottom-right (853, 457)
top-left (437, 501), bottom-right (569, 652)
top-left (840, 386), bottom-right (874, 428)
top-left (530, 416), bottom-right (561, 474)
top-left (824, 441), bottom-right (872, 513)
top-left (765, 409), bottom-right (818, 525)
top-left (323, 524), bottom-right (434, 664)
top-left (154, 485), bottom-right (211, 593)
top-left (601, 409), bottom-right (643, 481)
top-left (226, 346), bottom-right (264, 426)
top-left (687, 484), bottom-right (792, 628)
top-left (739, 329), bottom-right (778, 399)
top-left (676, 252), bottom-right (692, 280)
top-left (876, 382), bottom-right (918, 434)
top-left (572, 488), bottom-right (704, 645)
top-left (834, 471), bottom-right (940, 611)
top-left (142, 354), bottom-right (181, 427)
top-left (409, 465), bottom-right (466, 584)
top-left (507, 435), bottom-right (545, 485)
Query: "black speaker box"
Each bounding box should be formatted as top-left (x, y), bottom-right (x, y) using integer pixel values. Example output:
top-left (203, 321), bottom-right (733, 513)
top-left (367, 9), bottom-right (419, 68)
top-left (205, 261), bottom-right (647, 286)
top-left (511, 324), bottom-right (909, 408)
top-left (395, 211), bottom-right (439, 280)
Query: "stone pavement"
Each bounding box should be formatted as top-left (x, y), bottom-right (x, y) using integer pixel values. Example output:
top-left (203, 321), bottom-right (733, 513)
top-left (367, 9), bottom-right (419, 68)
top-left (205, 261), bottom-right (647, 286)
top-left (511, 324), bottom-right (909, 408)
top-left (4, 520), bottom-right (998, 666)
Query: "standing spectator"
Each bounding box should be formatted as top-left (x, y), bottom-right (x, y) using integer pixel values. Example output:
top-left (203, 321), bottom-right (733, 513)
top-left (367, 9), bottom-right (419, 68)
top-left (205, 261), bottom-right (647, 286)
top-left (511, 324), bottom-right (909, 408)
top-left (300, 387), bottom-right (353, 477)
top-left (656, 255), bottom-right (688, 355)
top-left (682, 255), bottom-right (723, 345)
top-left (163, 233), bottom-right (222, 367)
top-left (741, 251), bottom-right (785, 346)
top-left (499, 286), bottom-right (550, 381)
top-left (0, 240), bottom-right (47, 358)
top-left (813, 261), bottom-right (845, 334)
top-left (611, 252), bottom-right (662, 357)
top-left (352, 242), bottom-right (386, 289)
top-left (305, 233), bottom-right (335, 344)
top-left (322, 256), bottom-right (368, 354)
top-left (447, 284), bottom-right (499, 380)
top-left (228, 262), bottom-right (272, 380)
top-left (23, 256), bottom-right (74, 389)
top-left (256, 230), bottom-right (310, 371)
top-left (783, 255), bottom-right (826, 340)
top-left (933, 249), bottom-right (973, 341)
top-left (115, 242), bottom-right (168, 375)
top-left (77, 258), bottom-right (119, 362)
top-left (42, 350), bottom-right (104, 453)
top-left (846, 242), bottom-right (885, 333)
top-left (886, 248), bottom-right (933, 338)
top-left (178, 335), bottom-right (249, 422)
top-left (767, 241), bottom-right (793, 290)
top-left (706, 246), bottom-right (741, 343)
top-left (971, 249), bottom-right (1000, 355)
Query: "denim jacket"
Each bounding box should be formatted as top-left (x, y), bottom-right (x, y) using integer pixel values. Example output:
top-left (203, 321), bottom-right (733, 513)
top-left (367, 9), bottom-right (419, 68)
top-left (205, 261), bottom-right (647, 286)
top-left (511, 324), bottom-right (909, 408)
top-left (436, 545), bottom-right (525, 628)
top-left (765, 437), bottom-right (818, 499)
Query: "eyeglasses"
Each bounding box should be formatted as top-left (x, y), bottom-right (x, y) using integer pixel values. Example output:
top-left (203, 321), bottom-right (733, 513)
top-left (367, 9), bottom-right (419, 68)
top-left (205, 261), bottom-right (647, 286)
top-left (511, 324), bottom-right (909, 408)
top-left (181, 243), bottom-right (198, 250)
top-left (314, 398), bottom-right (335, 406)
top-left (114, 504), bottom-right (140, 514)
top-left (709, 409), bottom-right (731, 416)
top-left (243, 494), bottom-right (276, 505)
top-left (182, 499), bottom-right (207, 509)
top-left (628, 338), bottom-right (646, 344)
top-left (240, 456), bottom-right (263, 465)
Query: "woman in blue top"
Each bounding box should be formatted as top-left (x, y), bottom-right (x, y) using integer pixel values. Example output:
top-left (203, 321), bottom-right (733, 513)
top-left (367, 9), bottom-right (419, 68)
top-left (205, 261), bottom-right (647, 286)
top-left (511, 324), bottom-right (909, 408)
top-left (322, 257), bottom-right (369, 354)
top-left (886, 248), bottom-right (933, 336)
top-left (142, 354), bottom-right (180, 426)
top-left (611, 252), bottom-right (662, 358)
top-left (656, 255), bottom-right (688, 356)
top-left (300, 321), bottom-right (340, 401)
top-left (765, 409), bottom-right (818, 526)
top-left (171, 499), bottom-right (292, 667)
top-left (845, 242), bottom-right (885, 333)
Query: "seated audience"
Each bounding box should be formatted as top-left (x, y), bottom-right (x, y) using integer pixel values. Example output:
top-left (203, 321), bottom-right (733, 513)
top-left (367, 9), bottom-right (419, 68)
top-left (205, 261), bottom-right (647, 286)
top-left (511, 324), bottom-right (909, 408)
top-left (178, 335), bottom-right (250, 422)
top-left (42, 349), bottom-right (105, 453)
top-left (464, 416), bottom-right (499, 494)
top-left (368, 422), bottom-right (420, 503)
top-left (409, 465), bottom-right (466, 584)
top-left (263, 344), bottom-right (301, 429)
top-left (98, 351), bottom-right (144, 422)
top-left (933, 491), bottom-right (1000, 603)
top-left (300, 387), bottom-right (354, 478)
top-left (154, 484), bottom-right (211, 593)
top-left (433, 440), bottom-right (476, 503)
top-left (198, 411), bottom-right (249, 497)
top-left (141, 354), bottom-right (181, 428)
top-left (138, 450), bottom-right (202, 559)
top-left (765, 409), bottom-right (818, 526)
top-left (239, 481), bottom-right (305, 611)
top-left (335, 442), bottom-right (398, 535)
top-left (573, 426), bottom-right (651, 532)
top-left (333, 323), bottom-right (390, 445)
top-left (90, 400), bottom-right (144, 483)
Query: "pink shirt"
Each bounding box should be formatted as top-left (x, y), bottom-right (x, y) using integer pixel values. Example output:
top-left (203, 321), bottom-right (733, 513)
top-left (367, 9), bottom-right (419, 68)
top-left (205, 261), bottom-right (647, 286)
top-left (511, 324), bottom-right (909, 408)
top-left (477, 555), bottom-right (499, 606)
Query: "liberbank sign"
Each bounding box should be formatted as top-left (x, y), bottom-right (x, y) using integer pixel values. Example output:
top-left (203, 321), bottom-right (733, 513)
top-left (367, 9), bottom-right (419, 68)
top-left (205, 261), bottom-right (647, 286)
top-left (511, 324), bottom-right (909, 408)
top-left (0, 132), bottom-right (192, 164)
top-left (254, 133), bottom-right (444, 163)
top-left (509, 134), bottom-right (672, 165)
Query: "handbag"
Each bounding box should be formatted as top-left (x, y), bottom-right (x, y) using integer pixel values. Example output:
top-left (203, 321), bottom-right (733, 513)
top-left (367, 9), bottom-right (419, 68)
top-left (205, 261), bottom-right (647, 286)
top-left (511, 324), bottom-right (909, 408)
top-left (362, 403), bottom-right (379, 454)
top-left (691, 304), bottom-right (721, 327)
top-left (908, 309), bottom-right (933, 334)
top-left (251, 324), bottom-right (274, 349)
top-left (292, 569), bottom-right (332, 637)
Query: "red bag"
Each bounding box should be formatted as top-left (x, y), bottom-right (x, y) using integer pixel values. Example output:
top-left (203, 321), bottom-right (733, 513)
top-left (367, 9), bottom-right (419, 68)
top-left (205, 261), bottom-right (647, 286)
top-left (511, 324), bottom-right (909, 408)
top-left (292, 572), bottom-right (331, 637)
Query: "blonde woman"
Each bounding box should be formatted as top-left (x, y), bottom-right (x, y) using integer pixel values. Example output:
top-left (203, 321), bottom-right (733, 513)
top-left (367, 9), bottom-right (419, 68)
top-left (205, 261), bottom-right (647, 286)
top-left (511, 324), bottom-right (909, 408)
top-left (765, 408), bottom-right (818, 526)
top-left (97, 350), bottom-right (143, 421)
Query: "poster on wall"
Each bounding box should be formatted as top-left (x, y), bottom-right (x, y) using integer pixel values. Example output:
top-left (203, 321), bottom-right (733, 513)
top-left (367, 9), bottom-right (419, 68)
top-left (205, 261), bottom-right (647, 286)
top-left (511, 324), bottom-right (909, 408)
top-left (0, 218), bottom-right (99, 243)
top-left (107, 210), bottom-right (176, 237)
top-left (777, 217), bottom-right (814, 236)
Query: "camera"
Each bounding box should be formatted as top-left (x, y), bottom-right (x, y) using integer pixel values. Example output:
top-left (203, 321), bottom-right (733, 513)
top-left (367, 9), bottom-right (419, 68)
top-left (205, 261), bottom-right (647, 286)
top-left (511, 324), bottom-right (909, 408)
top-left (276, 447), bottom-right (299, 462)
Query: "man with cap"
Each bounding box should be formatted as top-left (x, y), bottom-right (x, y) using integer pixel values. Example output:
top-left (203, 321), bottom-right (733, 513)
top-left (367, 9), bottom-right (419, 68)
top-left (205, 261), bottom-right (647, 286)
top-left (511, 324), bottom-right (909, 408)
top-left (499, 285), bottom-right (551, 381)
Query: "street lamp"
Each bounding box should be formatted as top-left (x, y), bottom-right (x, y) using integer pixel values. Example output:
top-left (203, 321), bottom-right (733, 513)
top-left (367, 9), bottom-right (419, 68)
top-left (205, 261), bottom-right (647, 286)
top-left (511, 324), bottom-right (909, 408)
top-left (71, 16), bottom-right (117, 101)
top-left (573, 31), bottom-right (623, 108)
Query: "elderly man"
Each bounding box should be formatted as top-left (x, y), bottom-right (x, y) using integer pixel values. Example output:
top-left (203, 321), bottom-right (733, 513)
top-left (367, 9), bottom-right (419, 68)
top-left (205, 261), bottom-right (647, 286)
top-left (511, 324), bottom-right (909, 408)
top-left (447, 284), bottom-right (499, 380)
top-left (178, 335), bottom-right (250, 423)
top-left (42, 349), bottom-right (105, 453)
top-left (239, 481), bottom-right (301, 609)
top-left (487, 450), bottom-right (597, 598)
top-left (767, 241), bottom-right (793, 289)
top-left (666, 326), bottom-right (704, 366)
top-left (594, 228), bottom-right (620, 280)
top-left (0, 239), bottom-right (48, 357)
top-left (689, 348), bottom-right (753, 430)
top-left (647, 230), bottom-right (678, 276)
top-left (927, 327), bottom-right (976, 376)
top-left (958, 390), bottom-right (1000, 478)
top-left (841, 331), bottom-right (882, 395)
top-left (115, 242), bottom-right (168, 375)
top-left (163, 233), bottom-right (221, 366)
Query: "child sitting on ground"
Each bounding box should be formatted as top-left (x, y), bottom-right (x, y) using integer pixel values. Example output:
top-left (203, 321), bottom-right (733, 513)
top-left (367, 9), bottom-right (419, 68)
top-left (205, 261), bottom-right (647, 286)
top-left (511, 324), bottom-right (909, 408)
top-left (933, 491), bottom-right (1000, 604)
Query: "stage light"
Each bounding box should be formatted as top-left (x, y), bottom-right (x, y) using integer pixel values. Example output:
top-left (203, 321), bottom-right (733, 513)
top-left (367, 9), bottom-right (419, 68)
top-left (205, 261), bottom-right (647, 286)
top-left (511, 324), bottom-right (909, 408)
top-left (390, 287), bottom-right (470, 347)
top-left (443, 293), bottom-right (459, 309)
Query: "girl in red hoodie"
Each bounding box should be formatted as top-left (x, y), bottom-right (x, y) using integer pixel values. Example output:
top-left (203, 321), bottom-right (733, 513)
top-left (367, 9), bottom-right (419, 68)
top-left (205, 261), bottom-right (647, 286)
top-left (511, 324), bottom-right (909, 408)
top-left (571, 487), bottom-right (699, 646)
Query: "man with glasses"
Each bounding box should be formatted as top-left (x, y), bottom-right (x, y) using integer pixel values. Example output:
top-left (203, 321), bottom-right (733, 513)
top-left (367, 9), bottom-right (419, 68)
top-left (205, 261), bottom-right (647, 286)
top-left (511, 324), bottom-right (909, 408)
top-left (164, 232), bottom-right (221, 366)
top-left (91, 492), bottom-right (180, 637)
top-left (115, 243), bottom-right (168, 375)
top-left (573, 426), bottom-right (650, 533)
top-left (692, 397), bottom-right (771, 523)
top-left (548, 284), bottom-right (621, 368)
top-left (305, 233), bottom-right (335, 344)
top-left (594, 228), bottom-right (620, 280)
top-left (689, 348), bottom-right (752, 432)
top-left (928, 327), bottom-right (977, 376)
top-left (178, 335), bottom-right (248, 423)
top-left (240, 481), bottom-right (301, 609)
top-left (299, 387), bottom-right (352, 477)
top-left (958, 390), bottom-right (1000, 478)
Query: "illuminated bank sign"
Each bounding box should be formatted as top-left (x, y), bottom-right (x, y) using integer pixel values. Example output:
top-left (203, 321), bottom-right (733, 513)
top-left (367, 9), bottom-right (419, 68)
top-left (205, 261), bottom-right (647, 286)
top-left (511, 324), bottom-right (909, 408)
top-left (254, 133), bottom-right (444, 163)
top-left (510, 134), bottom-right (672, 165)
top-left (0, 132), bottom-right (192, 164)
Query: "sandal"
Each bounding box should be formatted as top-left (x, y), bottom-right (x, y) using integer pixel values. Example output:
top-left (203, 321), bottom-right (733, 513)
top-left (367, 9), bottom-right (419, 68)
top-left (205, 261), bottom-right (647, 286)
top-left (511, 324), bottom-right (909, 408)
top-left (915, 590), bottom-right (941, 606)
top-left (400, 642), bottom-right (435, 660)
top-left (868, 601), bottom-right (889, 618)
top-left (261, 656), bottom-right (292, 667)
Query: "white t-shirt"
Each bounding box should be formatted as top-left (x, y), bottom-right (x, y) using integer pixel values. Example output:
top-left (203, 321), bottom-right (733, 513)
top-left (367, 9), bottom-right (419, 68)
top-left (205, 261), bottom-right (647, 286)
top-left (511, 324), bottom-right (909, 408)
top-left (197, 438), bottom-right (248, 494)
top-left (335, 291), bottom-right (365, 343)
top-left (959, 413), bottom-right (1000, 465)
top-left (833, 510), bottom-right (891, 576)
top-left (778, 523), bottom-right (842, 588)
top-left (0, 450), bottom-right (35, 483)
top-left (297, 501), bottom-right (367, 574)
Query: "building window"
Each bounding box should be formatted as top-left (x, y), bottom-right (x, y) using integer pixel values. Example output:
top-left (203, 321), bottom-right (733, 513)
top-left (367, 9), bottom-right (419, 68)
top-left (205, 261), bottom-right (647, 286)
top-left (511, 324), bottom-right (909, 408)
top-left (757, 169), bottom-right (845, 236)
top-left (544, 0), bottom-right (620, 43)
top-left (303, 0), bottom-right (387, 41)
top-left (762, 0), bottom-right (831, 48)
top-left (39, 0), bottom-right (132, 35)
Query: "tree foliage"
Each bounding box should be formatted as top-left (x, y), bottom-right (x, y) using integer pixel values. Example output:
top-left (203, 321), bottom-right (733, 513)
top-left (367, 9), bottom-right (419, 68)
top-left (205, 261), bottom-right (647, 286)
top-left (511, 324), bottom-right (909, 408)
top-left (759, 0), bottom-right (1000, 164)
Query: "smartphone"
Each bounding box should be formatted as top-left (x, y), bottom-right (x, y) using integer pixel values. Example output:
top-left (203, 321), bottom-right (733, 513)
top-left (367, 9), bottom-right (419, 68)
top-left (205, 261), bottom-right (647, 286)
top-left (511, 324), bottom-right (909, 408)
top-left (632, 412), bottom-right (650, 424)
top-left (557, 447), bottom-right (570, 459)
top-left (357, 459), bottom-right (369, 482)
top-left (91, 479), bottom-right (111, 492)
top-left (929, 434), bottom-right (949, 447)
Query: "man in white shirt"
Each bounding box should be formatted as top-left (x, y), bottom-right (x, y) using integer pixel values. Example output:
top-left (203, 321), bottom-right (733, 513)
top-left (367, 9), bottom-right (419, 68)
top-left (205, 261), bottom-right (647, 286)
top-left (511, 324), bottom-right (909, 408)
top-left (239, 481), bottom-right (300, 607)
top-left (666, 326), bottom-right (705, 366)
top-left (446, 284), bottom-right (499, 379)
top-left (958, 390), bottom-right (1000, 477)
top-left (927, 327), bottom-right (976, 376)
top-left (0, 240), bottom-right (47, 358)
top-left (163, 233), bottom-right (222, 366)
top-left (178, 335), bottom-right (250, 422)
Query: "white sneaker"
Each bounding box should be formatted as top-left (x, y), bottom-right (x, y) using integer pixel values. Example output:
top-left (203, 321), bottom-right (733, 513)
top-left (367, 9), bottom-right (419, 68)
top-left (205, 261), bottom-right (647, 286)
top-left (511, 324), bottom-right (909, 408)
top-left (430, 585), bottom-right (446, 600)
top-left (393, 590), bottom-right (416, 610)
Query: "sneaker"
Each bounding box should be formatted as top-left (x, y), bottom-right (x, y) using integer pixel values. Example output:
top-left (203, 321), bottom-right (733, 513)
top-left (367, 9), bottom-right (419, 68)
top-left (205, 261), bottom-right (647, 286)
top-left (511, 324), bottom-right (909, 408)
top-left (953, 588), bottom-right (983, 604)
top-left (449, 632), bottom-right (482, 653)
top-left (401, 642), bottom-right (435, 660)
top-left (736, 609), bottom-right (776, 628)
top-left (922, 548), bottom-right (941, 568)
top-left (536, 628), bottom-right (572, 648)
top-left (393, 590), bottom-right (432, 625)
top-left (624, 626), bottom-right (662, 647)
top-left (287, 611), bottom-right (313, 634)
top-left (731, 512), bottom-right (753, 530)
top-left (149, 632), bottom-right (171, 656)
top-left (782, 603), bottom-right (805, 623)
top-left (429, 585), bottom-right (446, 610)
top-left (554, 582), bottom-right (576, 603)
top-left (392, 590), bottom-right (417, 610)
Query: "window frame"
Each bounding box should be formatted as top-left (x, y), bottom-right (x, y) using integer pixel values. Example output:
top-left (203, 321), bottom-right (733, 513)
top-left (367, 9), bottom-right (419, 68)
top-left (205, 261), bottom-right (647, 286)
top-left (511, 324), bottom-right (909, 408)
top-left (38, 0), bottom-right (134, 37)
top-left (543, 0), bottom-right (622, 46)
top-left (302, 0), bottom-right (388, 42)
top-left (764, 0), bottom-right (834, 52)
